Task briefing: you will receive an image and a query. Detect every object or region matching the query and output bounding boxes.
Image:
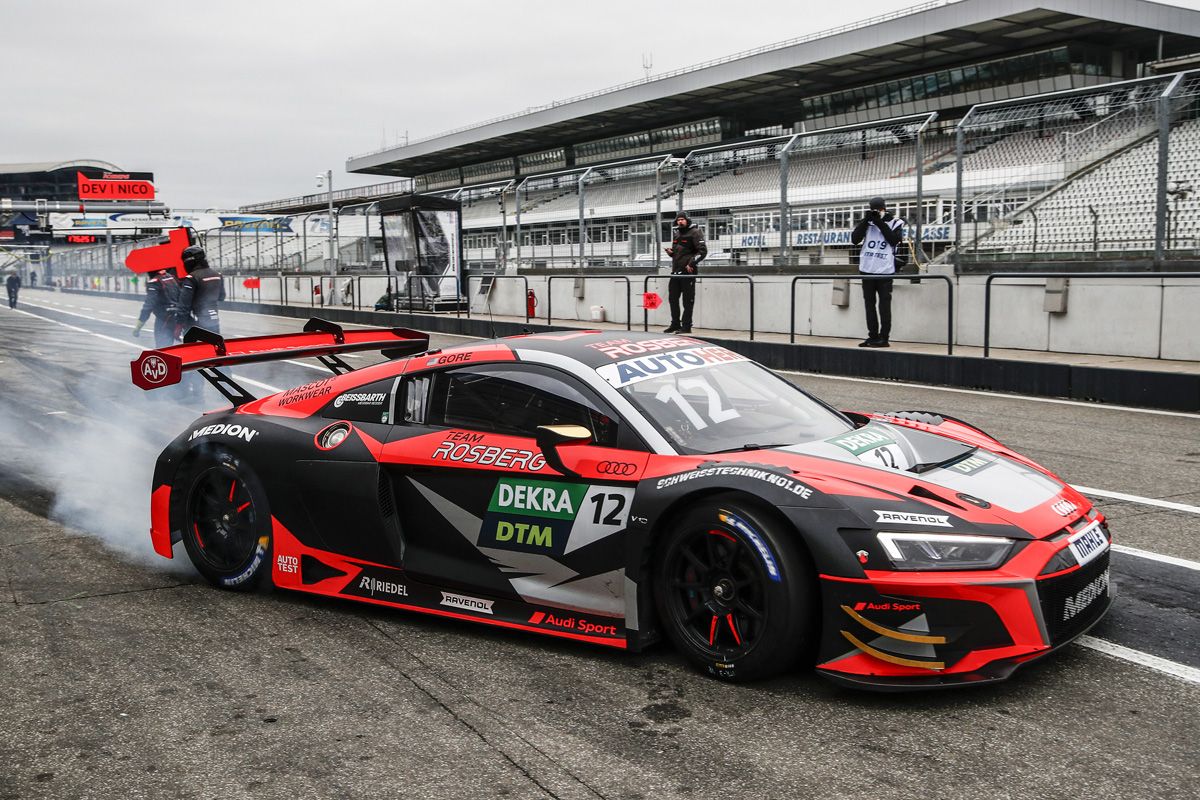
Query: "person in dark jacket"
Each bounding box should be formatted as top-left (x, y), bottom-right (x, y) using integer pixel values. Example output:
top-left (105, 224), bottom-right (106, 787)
top-left (850, 196), bottom-right (905, 348)
top-left (132, 269), bottom-right (181, 348)
top-left (5, 271), bottom-right (20, 309)
top-left (663, 212), bottom-right (707, 333)
top-left (174, 246), bottom-right (225, 334)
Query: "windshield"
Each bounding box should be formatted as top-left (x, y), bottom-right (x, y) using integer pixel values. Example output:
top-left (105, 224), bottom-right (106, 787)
top-left (612, 360), bottom-right (853, 454)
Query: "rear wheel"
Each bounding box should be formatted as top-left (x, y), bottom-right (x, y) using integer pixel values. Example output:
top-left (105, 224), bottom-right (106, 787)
top-left (178, 448), bottom-right (272, 591)
top-left (654, 497), bottom-right (816, 681)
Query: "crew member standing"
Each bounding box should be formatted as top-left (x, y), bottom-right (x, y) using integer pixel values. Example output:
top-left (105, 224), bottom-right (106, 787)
top-left (851, 197), bottom-right (904, 348)
top-left (132, 269), bottom-right (181, 348)
top-left (663, 212), bottom-right (706, 334)
top-left (5, 270), bottom-right (21, 309)
top-left (174, 246), bottom-right (225, 334)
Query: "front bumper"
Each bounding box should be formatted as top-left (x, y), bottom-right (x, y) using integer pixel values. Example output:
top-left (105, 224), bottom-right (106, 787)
top-left (815, 550), bottom-right (1113, 690)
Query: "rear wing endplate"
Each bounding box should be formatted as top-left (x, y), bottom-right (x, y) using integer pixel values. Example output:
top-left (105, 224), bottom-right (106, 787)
top-left (130, 318), bottom-right (429, 404)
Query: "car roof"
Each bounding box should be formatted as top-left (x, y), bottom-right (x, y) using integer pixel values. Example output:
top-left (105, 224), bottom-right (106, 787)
top-left (479, 330), bottom-right (714, 371)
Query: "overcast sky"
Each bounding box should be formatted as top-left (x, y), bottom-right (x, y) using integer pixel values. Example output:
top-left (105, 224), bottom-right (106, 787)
top-left (7, 0), bottom-right (1200, 209)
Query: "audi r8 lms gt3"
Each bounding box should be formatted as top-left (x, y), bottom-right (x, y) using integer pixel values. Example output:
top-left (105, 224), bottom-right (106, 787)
top-left (131, 321), bottom-right (1113, 690)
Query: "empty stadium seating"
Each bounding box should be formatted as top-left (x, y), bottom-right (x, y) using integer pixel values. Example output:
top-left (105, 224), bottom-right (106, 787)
top-left (973, 118), bottom-right (1200, 254)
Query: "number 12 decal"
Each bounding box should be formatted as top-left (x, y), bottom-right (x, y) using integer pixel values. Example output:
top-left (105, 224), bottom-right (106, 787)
top-left (655, 377), bottom-right (740, 430)
top-left (589, 492), bottom-right (627, 525)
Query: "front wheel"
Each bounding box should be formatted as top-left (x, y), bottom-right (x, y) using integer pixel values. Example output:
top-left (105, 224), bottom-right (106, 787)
top-left (654, 497), bottom-right (816, 681)
top-left (177, 448), bottom-right (273, 591)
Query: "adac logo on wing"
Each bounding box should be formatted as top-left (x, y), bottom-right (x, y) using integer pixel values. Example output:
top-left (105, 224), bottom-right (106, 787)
top-left (479, 478), bottom-right (586, 555)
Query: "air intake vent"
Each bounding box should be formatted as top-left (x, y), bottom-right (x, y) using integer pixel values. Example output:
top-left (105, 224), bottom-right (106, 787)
top-left (300, 554), bottom-right (347, 586)
top-left (378, 471), bottom-right (396, 518)
top-left (909, 484), bottom-right (966, 510)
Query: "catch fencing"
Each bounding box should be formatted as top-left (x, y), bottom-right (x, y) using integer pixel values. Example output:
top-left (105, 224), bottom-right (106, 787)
top-left (34, 69), bottom-right (1200, 287)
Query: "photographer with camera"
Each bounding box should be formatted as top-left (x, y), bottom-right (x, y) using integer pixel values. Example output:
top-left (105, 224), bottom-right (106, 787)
top-left (851, 196), bottom-right (905, 348)
top-left (663, 212), bottom-right (707, 334)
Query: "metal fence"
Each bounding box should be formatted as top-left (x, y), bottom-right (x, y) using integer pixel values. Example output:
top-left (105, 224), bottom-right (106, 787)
top-left (953, 72), bottom-right (1200, 264)
top-left (34, 69), bottom-right (1200, 286)
top-left (485, 156), bottom-right (670, 271)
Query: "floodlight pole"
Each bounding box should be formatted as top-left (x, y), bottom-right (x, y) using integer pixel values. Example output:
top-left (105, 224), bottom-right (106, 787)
top-left (953, 106), bottom-right (975, 273)
top-left (499, 180), bottom-right (513, 272)
top-left (516, 176), bottom-right (530, 272)
top-left (321, 169), bottom-right (336, 277)
top-left (778, 134), bottom-right (802, 265)
top-left (577, 167), bottom-right (592, 268)
top-left (653, 155), bottom-right (681, 271)
top-left (1155, 73), bottom-right (1184, 270)
top-left (914, 112), bottom-right (938, 254)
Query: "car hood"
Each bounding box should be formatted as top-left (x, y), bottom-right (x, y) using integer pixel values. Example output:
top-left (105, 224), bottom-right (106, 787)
top-left (772, 421), bottom-right (1070, 533)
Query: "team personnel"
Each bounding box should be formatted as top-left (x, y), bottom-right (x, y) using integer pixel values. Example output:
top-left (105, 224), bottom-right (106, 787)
top-left (132, 269), bottom-right (182, 348)
top-left (850, 196), bottom-right (905, 348)
top-left (5, 270), bottom-right (20, 309)
top-left (663, 212), bottom-right (707, 334)
top-left (174, 246), bottom-right (225, 334)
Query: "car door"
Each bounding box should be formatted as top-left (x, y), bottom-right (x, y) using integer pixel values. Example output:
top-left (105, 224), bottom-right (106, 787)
top-left (381, 362), bottom-right (649, 618)
top-left (292, 374), bottom-right (406, 567)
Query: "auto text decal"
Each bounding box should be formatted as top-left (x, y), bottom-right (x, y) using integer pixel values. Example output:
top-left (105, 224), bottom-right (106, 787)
top-left (596, 345), bottom-right (747, 388)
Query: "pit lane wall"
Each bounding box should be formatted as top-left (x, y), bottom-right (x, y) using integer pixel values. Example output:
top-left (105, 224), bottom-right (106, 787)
top-left (33, 282), bottom-right (1200, 413)
top-left (51, 269), bottom-right (1200, 362)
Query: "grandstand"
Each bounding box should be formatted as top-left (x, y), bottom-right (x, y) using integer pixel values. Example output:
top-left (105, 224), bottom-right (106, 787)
top-left (51, 0), bottom-right (1200, 278)
top-left (326, 0), bottom-right (1200, 272)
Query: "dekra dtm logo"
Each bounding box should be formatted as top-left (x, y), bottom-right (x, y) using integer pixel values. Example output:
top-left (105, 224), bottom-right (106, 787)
top-left (480, 478), bottom-right (586, 554)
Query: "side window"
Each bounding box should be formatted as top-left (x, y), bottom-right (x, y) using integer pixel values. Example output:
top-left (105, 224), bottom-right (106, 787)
top-left (414, 365), bottom-right (624, 447)
top-left (321, 377), bottom-right (398, 425)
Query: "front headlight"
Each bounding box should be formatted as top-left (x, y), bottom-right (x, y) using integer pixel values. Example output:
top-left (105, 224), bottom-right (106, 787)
top-left (877, 532), bottom-right (1014, 571)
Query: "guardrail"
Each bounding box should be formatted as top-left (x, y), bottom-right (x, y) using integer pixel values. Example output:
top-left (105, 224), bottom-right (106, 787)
top-left (789, 273), bottom-right (955, 355)
top-left (982, 271), bottom-right (1200, 357)
top-left (546, 275), bottom-right (632, 331)
top-left (641, 274), bottom-right (755, 339)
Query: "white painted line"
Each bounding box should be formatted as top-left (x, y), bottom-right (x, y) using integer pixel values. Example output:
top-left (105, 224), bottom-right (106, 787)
top-left (1112, 544), bottom-right (1200, 572)
top-left (45, 411), bottom-right (67, 416)
top-left (234, 375), bottom-right (283, 394)
top-left (20, 299), bottom-right (136, 330)
top-left (80, 306), bottom-right (94, 311)
top-left (283, 359), bottom-right (326, 372)
top-left (780, 369), bottom-right (1200, 419)
top-left (8, 306), bottom-right (143, 349)
top-left (119, 314), bottom-right (137, 319)
top-left (1077, 636), bottom-right (1200, 686)
top-left (1073, 485), bottom-right (1200, 516)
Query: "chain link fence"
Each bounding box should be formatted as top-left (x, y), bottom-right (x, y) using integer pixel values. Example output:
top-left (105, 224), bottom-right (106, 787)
top-left (34, 68), bottom-right (1200, 292)
top-left (1165, 70), bottom-right (1200, 261)
top-left (953, 73), bottom-right (1180, 263)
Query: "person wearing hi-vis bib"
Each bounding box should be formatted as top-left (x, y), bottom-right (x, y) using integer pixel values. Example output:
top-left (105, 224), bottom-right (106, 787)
top-left (850, 196), bottom-right (905, 348)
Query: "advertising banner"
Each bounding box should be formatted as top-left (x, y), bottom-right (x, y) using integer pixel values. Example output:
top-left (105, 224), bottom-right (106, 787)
top-left (77, 172), bottom-right (156, 201)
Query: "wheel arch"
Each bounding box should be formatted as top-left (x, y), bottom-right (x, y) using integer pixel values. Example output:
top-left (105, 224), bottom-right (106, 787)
top-left (627, 473), bottom-right (830, 649)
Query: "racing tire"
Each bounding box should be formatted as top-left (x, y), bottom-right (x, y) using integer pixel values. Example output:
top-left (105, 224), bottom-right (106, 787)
top-left (654, 497), bottom-right (816, 682)
top-left (177, 447), bottom-right (273, 592)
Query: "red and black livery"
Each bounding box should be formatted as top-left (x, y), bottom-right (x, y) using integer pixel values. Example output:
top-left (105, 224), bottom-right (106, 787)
top-left (133, 323), bottom-right (1113, 690)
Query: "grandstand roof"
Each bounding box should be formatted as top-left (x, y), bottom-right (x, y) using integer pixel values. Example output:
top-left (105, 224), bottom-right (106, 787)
top-left (347, 0), bottom-right (1200, 179)
top-left (0, 160), bottom-right (125, 175)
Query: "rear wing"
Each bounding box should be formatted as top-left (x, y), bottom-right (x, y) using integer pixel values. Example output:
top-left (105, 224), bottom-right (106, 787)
top-left (131, 318), bottom-right (429, 404)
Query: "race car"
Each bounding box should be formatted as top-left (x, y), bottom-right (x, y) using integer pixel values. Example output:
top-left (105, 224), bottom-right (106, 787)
top-left (131, 320), bottom-right (1113, 690)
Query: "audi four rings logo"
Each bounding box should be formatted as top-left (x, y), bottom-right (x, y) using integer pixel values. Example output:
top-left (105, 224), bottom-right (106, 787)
top-left (596, 461), bottom-right (637, 476)
top-left (1051, 499), bottom-right (1079, 517)
top-left (141, 356), bottom-right (168, 384)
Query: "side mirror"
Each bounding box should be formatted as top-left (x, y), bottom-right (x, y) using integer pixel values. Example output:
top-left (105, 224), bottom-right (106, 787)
top-left (535, 424), bottom-right (592, 477)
